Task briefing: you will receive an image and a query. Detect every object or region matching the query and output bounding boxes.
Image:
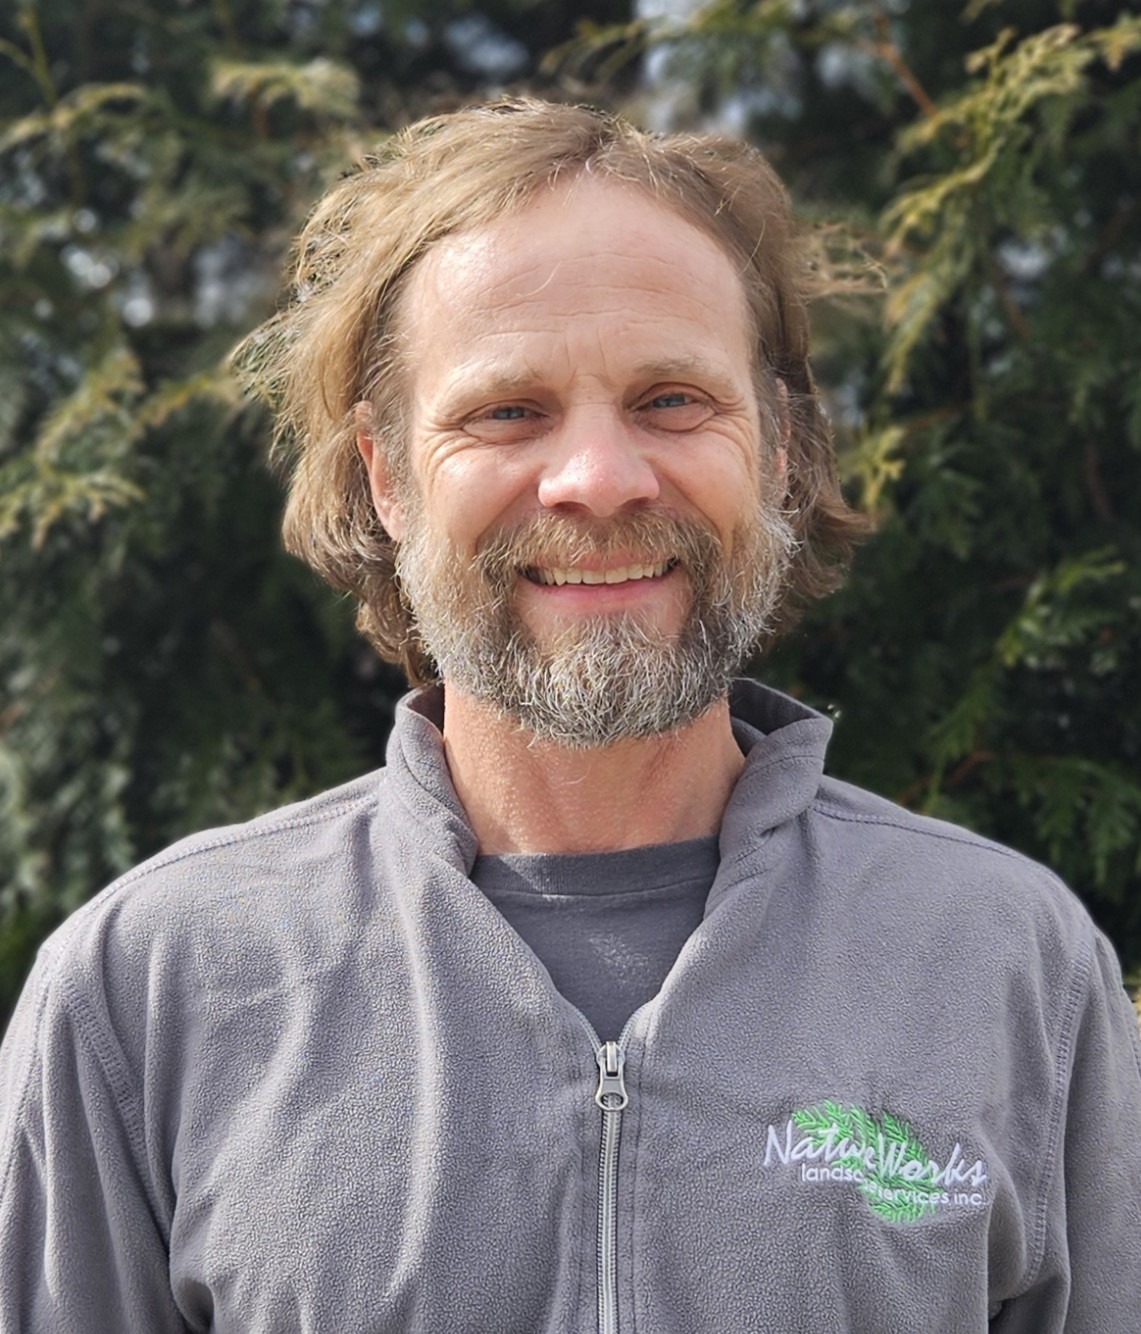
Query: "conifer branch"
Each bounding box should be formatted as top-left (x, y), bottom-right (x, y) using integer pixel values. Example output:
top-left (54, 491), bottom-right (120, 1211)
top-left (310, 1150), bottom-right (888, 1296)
top-left (16, 9), bottom-right (57, 107)
top-left (866, 11), bottom-right (938, 120)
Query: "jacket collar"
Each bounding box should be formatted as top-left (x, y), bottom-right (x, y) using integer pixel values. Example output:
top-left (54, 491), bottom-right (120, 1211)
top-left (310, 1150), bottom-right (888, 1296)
top-left (721, 678), bottom-right (832, 859)
top-left (384, 680), bottom-right (832, 871)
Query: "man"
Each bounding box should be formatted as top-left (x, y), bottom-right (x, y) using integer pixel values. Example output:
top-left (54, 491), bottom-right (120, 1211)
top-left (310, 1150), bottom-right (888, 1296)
top-left (1, 98), bottom-right (1139, 1332)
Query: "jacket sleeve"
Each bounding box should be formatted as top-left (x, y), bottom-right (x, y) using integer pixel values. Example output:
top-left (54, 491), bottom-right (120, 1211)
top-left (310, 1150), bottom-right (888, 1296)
top-left (1002, 931), bottom-right (1141, 1330)
top-left (0, 951), bottom-right (188, 1334)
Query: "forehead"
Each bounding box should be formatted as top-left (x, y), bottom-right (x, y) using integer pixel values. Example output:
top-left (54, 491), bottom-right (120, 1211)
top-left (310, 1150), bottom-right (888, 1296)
top-left (396, 176), bottom-right (754, 389)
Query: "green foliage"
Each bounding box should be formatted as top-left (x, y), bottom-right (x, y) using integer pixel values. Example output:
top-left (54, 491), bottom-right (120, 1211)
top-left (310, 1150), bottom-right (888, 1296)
top-left (0, 344), bottom-right (147, 545)
top-left (2, 0), bottom-right (1140, 1023)
top-left (210, 57), bottom-right (362, 123)
top-left (882, 17), bottom-right (1141, 390)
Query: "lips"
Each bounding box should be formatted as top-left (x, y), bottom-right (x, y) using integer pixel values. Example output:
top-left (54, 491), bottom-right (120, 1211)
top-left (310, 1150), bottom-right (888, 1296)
top-left (525, 558), bottom-right (677, 587)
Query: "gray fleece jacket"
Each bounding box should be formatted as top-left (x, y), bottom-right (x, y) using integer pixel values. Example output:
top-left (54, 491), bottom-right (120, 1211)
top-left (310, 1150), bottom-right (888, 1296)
top-left (2, 681), bottom-right (1140, 1333)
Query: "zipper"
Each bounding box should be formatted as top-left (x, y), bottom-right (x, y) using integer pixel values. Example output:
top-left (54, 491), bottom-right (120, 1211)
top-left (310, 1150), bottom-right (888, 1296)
top-left (594, 1039), bottom-right (628, 1334)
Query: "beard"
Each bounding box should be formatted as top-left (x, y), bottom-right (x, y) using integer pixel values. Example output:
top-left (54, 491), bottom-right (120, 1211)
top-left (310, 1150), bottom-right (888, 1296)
top-left (394, 499), bottom-right (796, 749)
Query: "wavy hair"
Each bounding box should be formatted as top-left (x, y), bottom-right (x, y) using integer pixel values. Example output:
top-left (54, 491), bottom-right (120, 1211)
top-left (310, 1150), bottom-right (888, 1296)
top-left (234, 97), bottom-right (869, 683)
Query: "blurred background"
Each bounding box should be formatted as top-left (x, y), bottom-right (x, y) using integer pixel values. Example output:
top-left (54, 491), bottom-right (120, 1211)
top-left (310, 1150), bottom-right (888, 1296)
top-left (1, 0), bottom-right (1139, 1024)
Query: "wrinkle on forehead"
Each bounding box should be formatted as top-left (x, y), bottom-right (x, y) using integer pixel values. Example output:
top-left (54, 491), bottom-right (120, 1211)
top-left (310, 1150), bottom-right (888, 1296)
top-left (405, 177), bottom-right (750, 330)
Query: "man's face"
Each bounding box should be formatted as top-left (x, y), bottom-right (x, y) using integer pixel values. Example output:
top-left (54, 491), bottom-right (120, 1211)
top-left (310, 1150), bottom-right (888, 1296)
top-left (371, 176), bottom-right (794, 745)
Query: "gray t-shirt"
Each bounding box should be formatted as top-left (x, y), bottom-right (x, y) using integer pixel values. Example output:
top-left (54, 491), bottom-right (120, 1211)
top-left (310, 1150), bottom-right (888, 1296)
top-left (471, 838), bottom-right (719, 1040)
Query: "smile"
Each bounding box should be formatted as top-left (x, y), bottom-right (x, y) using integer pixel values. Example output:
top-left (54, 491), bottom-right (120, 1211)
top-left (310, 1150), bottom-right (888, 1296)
top-left (525, 559), bottom-right (676, 587)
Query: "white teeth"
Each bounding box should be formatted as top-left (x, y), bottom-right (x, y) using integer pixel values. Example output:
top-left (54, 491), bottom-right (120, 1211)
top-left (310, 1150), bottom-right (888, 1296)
top-left (531, 560), bottom-right (672, 586)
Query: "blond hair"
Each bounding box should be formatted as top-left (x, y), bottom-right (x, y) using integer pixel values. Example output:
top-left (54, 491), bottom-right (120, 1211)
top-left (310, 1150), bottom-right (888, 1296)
top-left (235, 97), bottom-right (868, 683)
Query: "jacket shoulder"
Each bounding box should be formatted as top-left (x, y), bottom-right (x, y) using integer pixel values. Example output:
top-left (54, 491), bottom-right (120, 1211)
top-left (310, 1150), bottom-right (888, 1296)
top-left (32, 766), bottom-right (391, 991)
top-left (808, 774), bottom-right (1101, 943)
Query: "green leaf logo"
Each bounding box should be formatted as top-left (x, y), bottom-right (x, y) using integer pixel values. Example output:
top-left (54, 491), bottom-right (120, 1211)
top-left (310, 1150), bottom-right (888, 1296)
top-left (792, 1102), bottom-right (938, 1224)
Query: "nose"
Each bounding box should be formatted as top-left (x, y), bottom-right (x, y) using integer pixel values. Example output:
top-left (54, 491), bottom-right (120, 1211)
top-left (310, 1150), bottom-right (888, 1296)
top-left (536, 409), bottom-right (660, 517)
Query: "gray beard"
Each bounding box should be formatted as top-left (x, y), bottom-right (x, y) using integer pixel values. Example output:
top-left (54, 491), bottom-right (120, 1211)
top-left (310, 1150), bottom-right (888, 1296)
top-left (395, 505), bottom-right (796, 749)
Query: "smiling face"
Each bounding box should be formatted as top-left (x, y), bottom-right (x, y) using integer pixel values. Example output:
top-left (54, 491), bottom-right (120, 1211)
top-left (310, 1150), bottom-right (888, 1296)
top-left (360, 175), bottom-right (795, 745)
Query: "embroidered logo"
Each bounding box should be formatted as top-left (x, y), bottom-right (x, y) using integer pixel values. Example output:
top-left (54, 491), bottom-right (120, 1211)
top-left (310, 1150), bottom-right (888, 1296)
top-left (762, 1101), bottom-right (989, 1223)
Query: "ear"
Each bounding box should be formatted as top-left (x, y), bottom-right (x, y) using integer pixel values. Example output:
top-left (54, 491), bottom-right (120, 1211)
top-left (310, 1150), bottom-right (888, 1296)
top-left (355, 402), bottom-right (406, 542)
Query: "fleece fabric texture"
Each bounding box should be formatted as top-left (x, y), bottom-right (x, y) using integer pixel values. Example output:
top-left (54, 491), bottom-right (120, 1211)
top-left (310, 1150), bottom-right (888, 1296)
top-left (1, 680), bottom-right (1140, 1333)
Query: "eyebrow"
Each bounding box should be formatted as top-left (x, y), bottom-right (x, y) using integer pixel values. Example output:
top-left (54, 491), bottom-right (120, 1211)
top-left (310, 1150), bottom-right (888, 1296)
top-left (627, 357), bottom-right (742, 392)
top-left (433, 364), bottom-right (551, 415)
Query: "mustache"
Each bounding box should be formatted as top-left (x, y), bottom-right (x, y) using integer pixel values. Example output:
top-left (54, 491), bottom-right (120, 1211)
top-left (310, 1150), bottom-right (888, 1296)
top-left (474, 510), bottom-right (721, 584)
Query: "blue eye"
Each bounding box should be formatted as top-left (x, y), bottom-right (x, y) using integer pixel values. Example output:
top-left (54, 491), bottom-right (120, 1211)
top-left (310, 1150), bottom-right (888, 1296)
top-left (650, 392), bottom-right (691, 409)
top-left (488, 405), bottom-right (529, 420)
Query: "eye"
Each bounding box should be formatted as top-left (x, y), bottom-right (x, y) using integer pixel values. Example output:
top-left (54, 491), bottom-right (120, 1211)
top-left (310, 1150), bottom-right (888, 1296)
top-left (637, 388), bottom-right (715, 431)
top-left (462, 401), bottom-right (546, 444)
top-left (649, 391), bottom-right (693, 409)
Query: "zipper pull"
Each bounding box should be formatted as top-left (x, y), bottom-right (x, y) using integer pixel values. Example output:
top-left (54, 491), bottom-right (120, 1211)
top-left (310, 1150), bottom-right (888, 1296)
top-left (595, 1041), bottom-right (629, 1111)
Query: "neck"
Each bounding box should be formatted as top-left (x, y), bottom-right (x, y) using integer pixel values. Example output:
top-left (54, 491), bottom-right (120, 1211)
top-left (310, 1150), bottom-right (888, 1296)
top-left (440, 688), bottom-right (744, 855)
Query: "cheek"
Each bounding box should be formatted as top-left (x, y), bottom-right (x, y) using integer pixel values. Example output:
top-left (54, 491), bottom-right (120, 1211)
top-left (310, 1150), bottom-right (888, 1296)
top-left (663, 440), bottom-right (760, 525)
top-left (427, 456), bottom-right (538, 540)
